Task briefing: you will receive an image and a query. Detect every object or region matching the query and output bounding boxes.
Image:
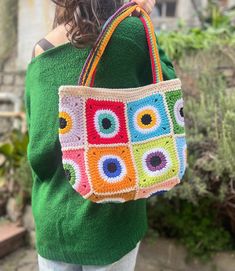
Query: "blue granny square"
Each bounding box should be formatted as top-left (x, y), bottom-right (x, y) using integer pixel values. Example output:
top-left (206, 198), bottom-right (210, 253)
top-left (175, 136), bottom-right (187, 179)
top-left (127, 93), bottom-right (171, 143)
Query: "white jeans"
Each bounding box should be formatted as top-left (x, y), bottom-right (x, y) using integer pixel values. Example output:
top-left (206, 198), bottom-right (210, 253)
top-left (38, 241), bottom-right (141, 271)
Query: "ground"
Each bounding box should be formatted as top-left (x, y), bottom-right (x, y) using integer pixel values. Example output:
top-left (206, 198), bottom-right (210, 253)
top-left (0, 238), bottom-right (235, 271)
top-left (0, 246), bottom-right (162, 271)
top-left (0, 238), bottom-right (173, 271)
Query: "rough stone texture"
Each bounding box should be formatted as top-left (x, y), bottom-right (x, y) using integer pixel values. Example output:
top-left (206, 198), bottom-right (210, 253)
top-left (22, 205), bottom-right (35, 231)
top-left (0, 220), bottom-right (27, 258)
top-left (137, 238), bottom-right (208, 271)
top-left (15, 75), bottom-right (25, 86)
top-left (151, 0), bottom-right (235, 30)
top-left (1, 238), bottom-right (235, 271)
top-left (3, 52), bottom-right (17, 72)
top-left (0, 49), bottom-right (26, 142)
top-left (0, 1), bottom-right (17, 62)
top-left (6, 198), bottom-right (22, 223)
top-left (214, 253), bottom-right (235, 271)
top-left (0, 85), bottom-right (15, 93)
top-left (28, 231), bottom-right (36, 249)
top-left (135, 238), bottom-right (235, 271)
top-left (0, 100), bottom-right (15, 140)
top-left (3, 75), bottom-right (14, 85)
top-left (0, 247), bottom-right (38, 271)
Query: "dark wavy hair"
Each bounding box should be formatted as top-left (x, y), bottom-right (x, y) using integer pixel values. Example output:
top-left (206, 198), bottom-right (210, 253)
top-left (52, 0), bottom-right (124, 48)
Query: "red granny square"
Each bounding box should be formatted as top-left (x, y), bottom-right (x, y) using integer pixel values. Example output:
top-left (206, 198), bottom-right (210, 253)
top-left (86, 99), bottom-right (129, 145)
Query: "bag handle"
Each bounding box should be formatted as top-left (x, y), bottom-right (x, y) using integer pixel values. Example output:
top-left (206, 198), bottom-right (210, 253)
top-left (78, 2), bottom-right (137, 86)
top-left (78, 2), bottom-right (135, 85)
top-left (78, 2), bottom-right (163, 87)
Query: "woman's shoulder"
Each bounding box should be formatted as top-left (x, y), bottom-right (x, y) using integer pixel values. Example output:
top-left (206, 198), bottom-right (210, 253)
top-left (113, 15), bottom-right (146, 44)
top-left (32, 25), bottom-right (69, 58)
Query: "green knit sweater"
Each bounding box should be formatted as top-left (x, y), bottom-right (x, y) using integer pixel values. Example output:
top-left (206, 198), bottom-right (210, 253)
top-left (24, 16), bottom-right (176, 265)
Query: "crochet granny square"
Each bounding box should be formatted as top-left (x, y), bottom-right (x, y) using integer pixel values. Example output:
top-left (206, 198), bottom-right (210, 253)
top-left (58, 79), bottom-right (187, 203)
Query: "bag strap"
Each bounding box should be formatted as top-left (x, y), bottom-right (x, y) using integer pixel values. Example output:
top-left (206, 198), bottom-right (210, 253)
top-left (78, 2), bottom-right (163, 87)
top-left (78, 2), bottom-right (137, 86)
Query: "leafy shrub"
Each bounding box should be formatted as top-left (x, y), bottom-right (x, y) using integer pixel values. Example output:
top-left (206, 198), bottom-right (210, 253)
top-left (158, 27), bottom-right (235, 60)
top-left (149, 8), bottom-right (235, 260)
top-left (158, 4), bottom-right (235, 60)
top-left (147, 197), bottom-right (234, 261)
top-left (0, 129), bottom-right (32, 208)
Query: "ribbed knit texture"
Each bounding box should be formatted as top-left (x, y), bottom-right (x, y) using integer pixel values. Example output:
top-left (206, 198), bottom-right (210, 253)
top-left (24, 16), bottom-right (176, 265)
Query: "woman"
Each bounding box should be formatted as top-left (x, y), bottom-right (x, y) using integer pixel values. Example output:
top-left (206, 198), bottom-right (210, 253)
top-left (24, 0), bottom-right (176, 270)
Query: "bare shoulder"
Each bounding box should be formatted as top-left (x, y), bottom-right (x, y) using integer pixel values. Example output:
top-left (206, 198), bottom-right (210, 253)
top-left (32, 24), bottom-right (69, 58)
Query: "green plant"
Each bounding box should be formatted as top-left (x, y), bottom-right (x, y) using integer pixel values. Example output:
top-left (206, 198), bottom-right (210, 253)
top-left (149, 14), bottom-right (235, 259)
top-left (157, 2), bottom-right (235, 61)
top-left (158, 27), bottom-right (235, 60)
top-left (205, 0), bottom-right (235, 29)
top-left (0, 129), bottom-right (32, 208)
top-left (147, 197), bottom-right (234, 261)
top-left (0, 129), bottom-right (28, 175)
top-left (165, 46), bottom-right (235, 201)
top-left (14, 156), bottom-right (33, 206)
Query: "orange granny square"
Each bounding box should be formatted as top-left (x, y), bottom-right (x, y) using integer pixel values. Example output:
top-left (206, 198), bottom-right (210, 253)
top-left (87, 146), bottom-right (137, 195)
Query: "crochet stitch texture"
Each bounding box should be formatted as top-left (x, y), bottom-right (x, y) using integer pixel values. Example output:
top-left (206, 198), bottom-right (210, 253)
top-left (59, 81), bottom-right (187, 203)
top-left (58, 5), bottom-right (187, 203)
top-left (24, 14), bottom-right (177, 265)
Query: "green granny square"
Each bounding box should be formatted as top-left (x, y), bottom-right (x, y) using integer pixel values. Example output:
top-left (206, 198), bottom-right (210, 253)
top-left (165, 90), bottom-right (185, 134)
top-left (133, 136), bottom-right (180, 188)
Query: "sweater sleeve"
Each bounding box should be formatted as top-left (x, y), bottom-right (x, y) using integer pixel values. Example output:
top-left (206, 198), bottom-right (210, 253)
top-left (155, 34), bottom-right (177, 80)
top-left (136, 28), bottom-right (177, 83)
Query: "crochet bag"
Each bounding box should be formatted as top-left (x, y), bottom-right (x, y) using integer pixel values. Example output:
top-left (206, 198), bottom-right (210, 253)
top-left (58, 2), bottom-right (187, 203)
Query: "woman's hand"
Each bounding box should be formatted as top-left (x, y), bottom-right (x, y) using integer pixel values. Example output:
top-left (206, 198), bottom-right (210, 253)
top-left (131, 0), bottom-right (156, 15)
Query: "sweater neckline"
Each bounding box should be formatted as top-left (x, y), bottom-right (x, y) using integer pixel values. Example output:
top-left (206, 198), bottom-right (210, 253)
top-left (28, 42), bottom-right (91, 66)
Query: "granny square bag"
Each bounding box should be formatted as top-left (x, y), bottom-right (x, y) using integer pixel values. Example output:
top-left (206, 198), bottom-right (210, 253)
top-left (58, 2), bottom-right (187, 203)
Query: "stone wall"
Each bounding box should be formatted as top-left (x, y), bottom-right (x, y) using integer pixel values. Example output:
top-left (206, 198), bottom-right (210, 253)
top-left (0, 48), bottom-right (26, 141)
top-left (0, 1), bottom-right (234, 142)
top-left (0, 47), bottom-right (234, 142)
top-left (0, 50), bottom-right (25, 95)
top-left (152, 0), bottom-right (235, 30)
top-left (0, 0), bottom-right (17, 63)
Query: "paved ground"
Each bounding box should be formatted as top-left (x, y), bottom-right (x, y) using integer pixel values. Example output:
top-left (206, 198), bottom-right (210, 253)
top-left (1, 238), bottom-right (235, 271)
top-left (0, 247), bottom-right (156, 271)
top-left (0, 239), bottom-right (169, 271)
top-left (0, 248), bottom-right (37, 271)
